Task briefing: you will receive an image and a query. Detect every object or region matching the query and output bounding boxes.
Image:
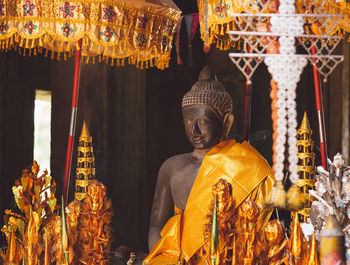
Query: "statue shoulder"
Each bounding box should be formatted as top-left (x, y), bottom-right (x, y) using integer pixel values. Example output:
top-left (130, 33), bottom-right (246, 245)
top-left (159, 153), bottom-right (193, 174)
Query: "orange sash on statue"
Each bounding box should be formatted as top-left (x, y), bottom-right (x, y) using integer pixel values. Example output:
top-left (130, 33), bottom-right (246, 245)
top-left (144, 139), bottom-right (275, 265)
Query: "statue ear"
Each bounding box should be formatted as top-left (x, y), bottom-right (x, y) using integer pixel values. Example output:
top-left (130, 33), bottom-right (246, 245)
top-left (222, 113), bottom-right (234, 140)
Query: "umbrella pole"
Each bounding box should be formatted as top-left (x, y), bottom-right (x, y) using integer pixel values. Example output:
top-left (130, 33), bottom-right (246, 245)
top-left (312, 44), bottom-right (328, 171)
top-left (63, 39), bottom-right (83, 204)
top-left (244, 46), bottom-right (252, 142)
top-left (244, 81), bottom-right (252, 141)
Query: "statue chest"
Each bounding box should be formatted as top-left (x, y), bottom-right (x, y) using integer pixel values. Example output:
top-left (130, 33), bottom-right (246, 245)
top-left (170, 161), bottom-right (202, 211)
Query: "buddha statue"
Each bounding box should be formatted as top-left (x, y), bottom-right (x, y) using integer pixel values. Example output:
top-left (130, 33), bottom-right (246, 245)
top-left (145, 66), bottom-right (274, 265)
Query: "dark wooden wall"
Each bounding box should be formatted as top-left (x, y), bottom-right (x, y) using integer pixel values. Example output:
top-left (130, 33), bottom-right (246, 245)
top-left (0, 52), bottom-right (49, 245)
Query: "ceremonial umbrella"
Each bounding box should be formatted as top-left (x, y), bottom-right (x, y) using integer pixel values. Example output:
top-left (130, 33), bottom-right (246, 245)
top-left (0, 0), bottom-right (181, 202)
top-left (197, 0), bottom-right (349, 155)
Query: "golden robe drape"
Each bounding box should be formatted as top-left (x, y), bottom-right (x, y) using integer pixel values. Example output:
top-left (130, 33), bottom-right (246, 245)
top-left (144, 139), bottom-right (275, 265)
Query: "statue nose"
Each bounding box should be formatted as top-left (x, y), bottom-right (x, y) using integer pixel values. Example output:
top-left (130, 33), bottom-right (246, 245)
top-left (192, 121), bottom-right (201, 135)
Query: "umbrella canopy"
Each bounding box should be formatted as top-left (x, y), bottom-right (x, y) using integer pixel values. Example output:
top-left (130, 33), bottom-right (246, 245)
top-left (295, 0), bottom-right (350, 37)
top-left (195, 0), bottom-right (349, 50)
top-left (0, 0), bottom-right (181, 69)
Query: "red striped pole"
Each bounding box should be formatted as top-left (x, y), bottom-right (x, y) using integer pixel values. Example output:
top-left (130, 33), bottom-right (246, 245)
top-left (63, 39), bottom-right (82, 204)
top-left (244, 80), bottom-right (252, 141)
top-left (311, 44), bottom-right (328, 171)
top-left (244, 46), bottom-right (252, 141)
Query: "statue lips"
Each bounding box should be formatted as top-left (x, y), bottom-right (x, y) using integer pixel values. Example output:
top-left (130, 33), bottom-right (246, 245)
top-left (192, 136), bottom-right (206, 147)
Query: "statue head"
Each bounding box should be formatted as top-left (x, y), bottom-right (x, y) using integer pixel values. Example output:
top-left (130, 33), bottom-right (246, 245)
top-left (182, 66), bottom-right (234, 152)
top-left (212, 178), bottom-right (233, 214)
top-left (66, 200), bottom-right (82, 229)
top-left (238, 199), bottom-right (260, 222)
top-left (264, 219), bottom-right (285, 245)
top-left (86, 180), bottom-right (106, 211)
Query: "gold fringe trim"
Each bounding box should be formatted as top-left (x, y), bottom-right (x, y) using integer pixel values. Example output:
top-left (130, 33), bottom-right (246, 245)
top-left (0, 33), bottom-right (173, 69)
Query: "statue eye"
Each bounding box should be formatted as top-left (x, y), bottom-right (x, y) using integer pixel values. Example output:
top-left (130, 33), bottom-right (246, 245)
top-left (184, 119), bottom-right (192, 126)
top-left (198, 118), bottom-right (210, 127)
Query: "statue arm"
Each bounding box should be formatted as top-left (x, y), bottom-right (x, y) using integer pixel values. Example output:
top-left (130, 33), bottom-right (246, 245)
top-left (148, 159), bottom-right (174, 251)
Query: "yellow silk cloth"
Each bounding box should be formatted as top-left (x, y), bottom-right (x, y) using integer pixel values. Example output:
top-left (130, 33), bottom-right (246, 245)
top-left (144, 139), bottom-right (275, 264)
top-left (0, 0), bottom-right (181, 69)
top-left (144, 207), bottom-right (183, 265)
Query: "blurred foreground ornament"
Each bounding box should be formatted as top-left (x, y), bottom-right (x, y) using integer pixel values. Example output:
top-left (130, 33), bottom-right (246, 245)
top-left (308, 153), bottom-right (350, 261)
top-left (320, 214), bottom-right (345, 265)
top-left (75, 121), bottom-right (96, 201)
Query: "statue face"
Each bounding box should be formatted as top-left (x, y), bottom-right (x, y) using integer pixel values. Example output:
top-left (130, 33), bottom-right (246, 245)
top-left (87, 182), bottom-right (106, 211)
top-left (213, 179), bottom-right (232, 213)
top-left (265, 220), bottom-right (284, 245)
top-left (183, 105), bottom-right (223, 150)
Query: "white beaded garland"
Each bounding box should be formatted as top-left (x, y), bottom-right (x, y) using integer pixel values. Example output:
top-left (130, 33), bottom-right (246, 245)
top-left (228, 0), bottom-right (343, 187)
top-left (263, 0), bottom-right (308, 184)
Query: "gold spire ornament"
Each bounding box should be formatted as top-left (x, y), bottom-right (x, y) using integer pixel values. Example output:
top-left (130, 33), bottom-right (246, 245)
top-left (296, 112), bottom-right (316, 222)
top-left (75, 121), bottom-right (96, 201)
top-left (307, 232), bottom-right (320, 265)
top-left (288, 213), bottom-right (308, 265)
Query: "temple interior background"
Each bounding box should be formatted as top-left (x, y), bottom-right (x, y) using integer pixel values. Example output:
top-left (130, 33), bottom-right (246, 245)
top-left (0, 0), bottom-right (349, 254)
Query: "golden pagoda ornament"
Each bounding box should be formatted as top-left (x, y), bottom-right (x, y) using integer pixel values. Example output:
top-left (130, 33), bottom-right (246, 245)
top-left (75, 121), bottom-right (96, 201)
top-left (296, 112), bottom-right (316, 222)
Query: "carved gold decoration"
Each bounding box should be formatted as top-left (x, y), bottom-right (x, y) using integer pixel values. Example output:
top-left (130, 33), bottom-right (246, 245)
top-left (236, 199), bottom-right (262, 265)
top-left (296, 112), bottom-right (316, 222)
top-left (66, 200), bottom-right (83, 265)
top-left (1, 161), bottom-right (57, 265)
top-left (264, 219), bottom-right (290, 265)
top-left (1, 159), bottom-right (114, 265)
top-left (47, 215), bottom-right (65, 265)
top-left (202, 178), bottom-right (236, 265)
top-left (201, 179), bottom-right (276, 265)
top-left (78, 180), bottom-right (113, 265)
top-left (75, 121), bottom-right (96, 201)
